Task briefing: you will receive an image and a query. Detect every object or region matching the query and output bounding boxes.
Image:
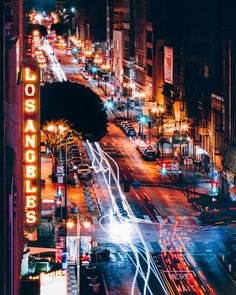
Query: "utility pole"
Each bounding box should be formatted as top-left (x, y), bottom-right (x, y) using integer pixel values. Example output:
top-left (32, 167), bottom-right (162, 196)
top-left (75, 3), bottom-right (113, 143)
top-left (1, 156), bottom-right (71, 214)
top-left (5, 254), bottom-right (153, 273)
top-left (64, 139), bottom-right (68, 251)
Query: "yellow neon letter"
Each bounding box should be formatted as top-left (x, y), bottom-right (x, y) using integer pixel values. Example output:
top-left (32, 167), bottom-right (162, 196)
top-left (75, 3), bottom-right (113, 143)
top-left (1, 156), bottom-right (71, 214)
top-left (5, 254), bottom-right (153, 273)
top-left (25, 180), bottom-right (36, 193)
top-left (25, 84), bottom-right (35, 96)
top-left (26, 196), bottom-right (36, 208)
top-left (25, 150), bottom-right (36, 163)
top-left (25, 67), bottom-right (36, 81)
top-left (26, 166), bottom-right (36, 178)
top-left (26, 211), bottom-right (36, 224)
top-left (25, 100), bottom-right (36, 112)
top-left (25, 120), bottom-right (36, 132)
top-left (25, 135), bottom-right (36, 148)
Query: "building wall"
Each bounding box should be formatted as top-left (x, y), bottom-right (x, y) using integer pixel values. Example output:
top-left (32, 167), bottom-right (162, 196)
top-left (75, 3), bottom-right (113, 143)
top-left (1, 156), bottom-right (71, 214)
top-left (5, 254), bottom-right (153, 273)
top-left (113, 29), bottom-right (124, 84)
top-left (1, 1), bottom-right (25, 294)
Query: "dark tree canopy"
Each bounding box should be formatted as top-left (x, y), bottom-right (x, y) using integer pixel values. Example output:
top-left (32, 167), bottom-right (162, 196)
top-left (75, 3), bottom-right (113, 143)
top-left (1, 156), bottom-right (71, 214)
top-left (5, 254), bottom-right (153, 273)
top-left (41, 82), bottom-right (108, 141)
top-left (27, 24), bottom-right (47, 37)
top-left (50, 23), bottom-right (68, 36)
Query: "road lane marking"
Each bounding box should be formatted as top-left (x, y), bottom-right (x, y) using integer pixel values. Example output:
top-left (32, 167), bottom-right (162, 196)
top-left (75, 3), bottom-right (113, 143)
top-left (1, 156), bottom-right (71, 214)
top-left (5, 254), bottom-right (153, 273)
top-left (168, 216), bottom-right (176, 224)
top-left (143, 215), bottom-right (151, 221)
top-left (156, 215), bottom-right (164, 223)
top-left (192, 216), bottom-right (202, 224)
top-left (92, 216), bottom-right (99, 224)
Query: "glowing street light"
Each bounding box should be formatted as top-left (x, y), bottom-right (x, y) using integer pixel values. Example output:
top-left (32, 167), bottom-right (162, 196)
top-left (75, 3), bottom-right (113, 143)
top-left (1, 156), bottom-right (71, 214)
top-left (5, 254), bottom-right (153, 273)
top-left (83, 217), bottom-right (91, 229)
top-left (67, 219), bottom-right (74, 229)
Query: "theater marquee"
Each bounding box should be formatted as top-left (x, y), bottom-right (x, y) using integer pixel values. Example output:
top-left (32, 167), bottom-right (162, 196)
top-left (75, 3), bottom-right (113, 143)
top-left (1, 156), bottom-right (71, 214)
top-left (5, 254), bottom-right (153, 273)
top-left (22, 61), bottom-right (40, 236)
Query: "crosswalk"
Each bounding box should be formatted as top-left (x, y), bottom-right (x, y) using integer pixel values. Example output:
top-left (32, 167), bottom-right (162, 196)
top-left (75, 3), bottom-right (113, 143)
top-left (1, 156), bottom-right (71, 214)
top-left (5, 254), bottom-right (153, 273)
top-left (67, 264), bottom-right (78, 295)
top-left (92, 214), bottom-right (203, 226)
top-left (223, 226), bottom-right (236, 241)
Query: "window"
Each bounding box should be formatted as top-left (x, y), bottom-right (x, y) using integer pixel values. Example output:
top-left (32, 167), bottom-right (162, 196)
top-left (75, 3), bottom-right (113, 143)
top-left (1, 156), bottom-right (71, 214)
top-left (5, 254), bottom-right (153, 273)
top-left (147, 31), bottom-right (152, 43)
top-left (147, 48), bottom-right (152, 60)
top-left (147, 65), bottom-right (152, 77)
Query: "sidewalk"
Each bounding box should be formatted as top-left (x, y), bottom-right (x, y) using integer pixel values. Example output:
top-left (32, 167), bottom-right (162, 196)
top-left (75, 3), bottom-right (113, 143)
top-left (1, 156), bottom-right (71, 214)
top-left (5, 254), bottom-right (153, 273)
top-left (41, 148), bottom-right (110, 294)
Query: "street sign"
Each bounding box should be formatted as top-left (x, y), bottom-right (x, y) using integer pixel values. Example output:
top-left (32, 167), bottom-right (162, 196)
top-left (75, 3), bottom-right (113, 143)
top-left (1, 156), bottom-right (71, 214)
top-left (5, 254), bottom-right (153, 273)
top-left (208, 172), bottom-right (218, 177)
top-left (171, 162), bottom-right (179, 170)
top-left (57, 176), bottom-right (64, 184)
top-left (170, 170), bottom-right (180, 174)
top-left (57, 166), bottom-right (64, 174)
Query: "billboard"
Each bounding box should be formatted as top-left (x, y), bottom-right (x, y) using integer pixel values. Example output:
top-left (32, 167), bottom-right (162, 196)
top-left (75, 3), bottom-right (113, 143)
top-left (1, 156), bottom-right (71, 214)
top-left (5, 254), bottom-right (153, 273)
top-left (40, 270), bottom-right (67, 295)
top-left (164, 46), bottom-right (173, 84)
top-left (22, 61), bottom-right (40, 236)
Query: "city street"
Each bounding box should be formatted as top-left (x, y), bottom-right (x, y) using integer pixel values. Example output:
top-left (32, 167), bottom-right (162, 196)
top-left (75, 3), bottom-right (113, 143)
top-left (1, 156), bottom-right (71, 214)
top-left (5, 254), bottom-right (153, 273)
top-left (44, 43), bottom-right (236, 294)
top-left (3, 3), bottom-right (236, 295)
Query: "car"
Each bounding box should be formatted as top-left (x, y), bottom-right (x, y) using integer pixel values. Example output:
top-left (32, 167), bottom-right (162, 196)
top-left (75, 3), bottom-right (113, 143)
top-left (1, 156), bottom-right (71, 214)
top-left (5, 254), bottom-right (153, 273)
top-left (70, 144), bottom-right (79, 150)
top-left (120, 121), bottom-right (130, 130)
top-left (71, 157), bottom-right (82, 169)
top-left (81, 71), bottom-right (89, 80)
top-left (71, 152), bottom-right (81, 159)
top-left (70, 145), bottom-right (80, 153)
top-left (77, 163), bottom-right (92, 179)
top-left (139, 146), bottom-right (151, 154)
top-left (136, 145), bottom-right (150, 155)
top-left (123, 124), bottom-right (133, 132)
top-left (142, 149), bottom-right (157, 161)
top-left (125, 128), bottom-right (136, 137)
top-left (70, 146), bottom-right (80, 153)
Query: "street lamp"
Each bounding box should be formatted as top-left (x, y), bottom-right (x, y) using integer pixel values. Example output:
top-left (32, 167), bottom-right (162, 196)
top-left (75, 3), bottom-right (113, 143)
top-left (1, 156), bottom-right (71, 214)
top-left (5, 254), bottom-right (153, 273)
top-left (138, 115), bottom-right (147, 138)
top-left (151, 105), bottom-right (164, 160)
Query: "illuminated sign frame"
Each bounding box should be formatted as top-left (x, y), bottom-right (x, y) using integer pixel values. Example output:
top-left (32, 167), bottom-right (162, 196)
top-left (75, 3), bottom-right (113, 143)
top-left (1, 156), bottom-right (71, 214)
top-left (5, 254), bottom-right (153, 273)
top-left (164, 46), bottom-right (173, 85)
top-left (22, 61), bottom-right (40, 231)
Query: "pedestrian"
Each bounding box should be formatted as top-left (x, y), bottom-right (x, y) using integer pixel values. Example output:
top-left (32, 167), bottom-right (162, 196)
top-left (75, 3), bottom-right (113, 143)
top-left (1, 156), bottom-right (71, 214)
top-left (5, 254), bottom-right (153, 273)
top-left (156, 149), bottom-right (161, 158)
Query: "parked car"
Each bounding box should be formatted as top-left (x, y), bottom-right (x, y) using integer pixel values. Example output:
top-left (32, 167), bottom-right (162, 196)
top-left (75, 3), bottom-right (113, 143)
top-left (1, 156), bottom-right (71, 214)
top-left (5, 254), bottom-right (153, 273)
top-left (125, 127), bottom-right (136, 137)
top-left (77, 163), bottom-right (92, 179)
top-left (70, 145), bottom-right (80, 154)
top-left (136, 145), bottom-right (150, 154)
top-left (142, 149), bottom-right (157, 161)
top-left (123, 124), bottom-right (133, 132)
top-left (71, 157), bottom-right (82, 169)
top-left (71, 151), bottom-right (81, 159)
top-left (120, 121), bottom-right (130, 130)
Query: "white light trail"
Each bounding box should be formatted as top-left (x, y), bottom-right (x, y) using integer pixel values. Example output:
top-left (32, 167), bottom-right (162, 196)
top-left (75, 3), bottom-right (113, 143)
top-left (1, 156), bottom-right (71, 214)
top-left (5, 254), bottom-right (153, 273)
top-left (41, 39), bottom-right (67, 82)
top-left (86, 141), bottom-right (170, 295)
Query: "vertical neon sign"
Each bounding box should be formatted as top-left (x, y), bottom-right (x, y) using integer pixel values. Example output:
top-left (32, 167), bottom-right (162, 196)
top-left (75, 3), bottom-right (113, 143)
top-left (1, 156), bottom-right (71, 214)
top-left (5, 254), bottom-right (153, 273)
top-left (23, 62), bottom-right (40, 232)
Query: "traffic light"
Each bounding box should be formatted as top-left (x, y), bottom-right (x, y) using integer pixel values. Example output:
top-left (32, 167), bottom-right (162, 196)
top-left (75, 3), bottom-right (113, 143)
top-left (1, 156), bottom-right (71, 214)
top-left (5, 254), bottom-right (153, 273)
top-left (210, 181), bottom-right (218, 195)
top-left (161, 162), bottom-right (167, 175)
top-left (57, 185), bottom-right (63, 197)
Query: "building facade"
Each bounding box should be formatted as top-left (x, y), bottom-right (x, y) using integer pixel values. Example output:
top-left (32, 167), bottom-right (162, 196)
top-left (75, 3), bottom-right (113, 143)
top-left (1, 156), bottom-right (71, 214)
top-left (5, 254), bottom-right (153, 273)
top-left (110, 0), bottom-right (236, 198)
top-left (1, 0), bottom-right (25, 294)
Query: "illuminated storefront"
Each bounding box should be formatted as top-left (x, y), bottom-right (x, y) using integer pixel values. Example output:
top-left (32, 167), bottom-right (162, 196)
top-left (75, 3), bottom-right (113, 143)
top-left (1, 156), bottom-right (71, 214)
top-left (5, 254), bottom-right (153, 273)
top-left (22, 61), bottom-right (40, 239)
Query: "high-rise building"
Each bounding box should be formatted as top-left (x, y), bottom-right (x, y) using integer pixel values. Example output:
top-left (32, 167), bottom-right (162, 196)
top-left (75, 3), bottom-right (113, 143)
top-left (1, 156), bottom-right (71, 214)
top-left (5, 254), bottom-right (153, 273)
top-left (111, 0), bottom-right (124, 85)
top-left (133, 0), bottom-right (146, 100)
top-left (123, 0), bottom-right (135, 85)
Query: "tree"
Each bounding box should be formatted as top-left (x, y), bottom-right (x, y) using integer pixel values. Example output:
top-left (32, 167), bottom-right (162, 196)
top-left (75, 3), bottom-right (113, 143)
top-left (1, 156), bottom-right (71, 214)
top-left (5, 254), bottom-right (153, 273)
top-left (50, 23), bottom-right (68, 36)
top-left (42, 119), bottom-right (82, 156)
top-left (41, 82), bottom-right (108, 141)
top-left (42, 119), bottom-right (82, 176)
top-left (27, 24), bottom-right (47, 37)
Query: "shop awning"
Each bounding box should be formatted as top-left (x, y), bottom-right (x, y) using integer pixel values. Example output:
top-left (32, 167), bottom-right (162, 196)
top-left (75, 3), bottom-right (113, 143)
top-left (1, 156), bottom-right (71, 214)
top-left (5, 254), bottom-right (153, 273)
top-left (28, 247), bottom-right (56, 255)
